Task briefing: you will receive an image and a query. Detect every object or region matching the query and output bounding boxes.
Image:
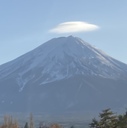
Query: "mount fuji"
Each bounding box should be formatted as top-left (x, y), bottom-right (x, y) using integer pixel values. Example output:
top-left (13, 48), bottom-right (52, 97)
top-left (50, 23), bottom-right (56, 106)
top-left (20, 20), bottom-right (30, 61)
top-left (0, 36), bottom-right (127, 116)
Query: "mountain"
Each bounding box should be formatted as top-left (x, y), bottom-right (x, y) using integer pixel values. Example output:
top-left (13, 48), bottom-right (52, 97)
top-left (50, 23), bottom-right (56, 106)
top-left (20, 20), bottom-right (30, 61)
top-left (0, 36), bottom-right (127, 117)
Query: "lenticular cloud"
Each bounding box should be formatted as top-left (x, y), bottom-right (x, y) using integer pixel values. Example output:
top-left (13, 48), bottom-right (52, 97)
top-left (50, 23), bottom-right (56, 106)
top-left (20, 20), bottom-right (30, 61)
top-left (49, 21), bottom-right (99, 33)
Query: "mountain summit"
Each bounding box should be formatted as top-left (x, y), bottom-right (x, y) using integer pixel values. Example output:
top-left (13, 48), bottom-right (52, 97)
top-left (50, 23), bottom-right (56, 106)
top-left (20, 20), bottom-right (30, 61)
top-left (0, 36), bottom-right (127, 115)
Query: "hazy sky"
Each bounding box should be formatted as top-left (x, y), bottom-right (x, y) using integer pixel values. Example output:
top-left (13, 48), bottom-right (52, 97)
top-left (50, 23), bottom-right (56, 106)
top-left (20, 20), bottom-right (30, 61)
top-left (0, 0), bottom-right (127, 65)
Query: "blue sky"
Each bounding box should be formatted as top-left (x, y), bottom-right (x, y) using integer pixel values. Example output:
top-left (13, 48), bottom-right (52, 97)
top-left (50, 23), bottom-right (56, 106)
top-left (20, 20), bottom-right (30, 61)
top-left (0, 0), bottom-right (127, 65)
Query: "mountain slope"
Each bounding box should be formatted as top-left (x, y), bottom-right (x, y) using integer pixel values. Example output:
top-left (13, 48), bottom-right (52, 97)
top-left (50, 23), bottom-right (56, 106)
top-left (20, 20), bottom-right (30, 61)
top-left (0, 36), bottom-right (127, 115)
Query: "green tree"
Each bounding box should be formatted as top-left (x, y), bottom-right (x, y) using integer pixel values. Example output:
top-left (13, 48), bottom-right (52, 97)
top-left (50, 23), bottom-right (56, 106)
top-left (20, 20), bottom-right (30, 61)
top-left (117, 112), bottom-right (127, 128)
top-left (89, 108), bottom-right (118, 128)
top-left (70, 126), bottom-right (75, 128)
top-left (89, 118), bottom-right (99, 128)
top-left (24, 122), bottom-right (29, 128)
top-left (99, 108), bottom-right (118, 128)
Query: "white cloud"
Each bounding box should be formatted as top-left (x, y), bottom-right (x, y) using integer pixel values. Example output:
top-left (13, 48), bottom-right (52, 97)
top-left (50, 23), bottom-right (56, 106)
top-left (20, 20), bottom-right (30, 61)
top-left (49, 21), bottom-right (99, 34)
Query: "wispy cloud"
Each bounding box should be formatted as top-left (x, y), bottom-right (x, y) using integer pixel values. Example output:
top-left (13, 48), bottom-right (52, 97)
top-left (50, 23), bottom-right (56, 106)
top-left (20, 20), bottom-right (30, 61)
top-left (49, 21), bottom-right (99, 34)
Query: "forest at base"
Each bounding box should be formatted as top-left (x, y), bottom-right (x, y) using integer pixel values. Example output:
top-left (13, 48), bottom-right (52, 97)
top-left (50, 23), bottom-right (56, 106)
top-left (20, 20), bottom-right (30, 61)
top-left (89, 108), bottom-right (127, 128)
top-left (0, 109), bottom-right (127, 128)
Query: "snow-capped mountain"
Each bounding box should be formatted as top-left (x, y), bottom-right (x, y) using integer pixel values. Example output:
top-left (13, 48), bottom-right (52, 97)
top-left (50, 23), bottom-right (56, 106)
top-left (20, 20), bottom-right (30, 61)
top-left (0, 36), bottom-right (127, 116)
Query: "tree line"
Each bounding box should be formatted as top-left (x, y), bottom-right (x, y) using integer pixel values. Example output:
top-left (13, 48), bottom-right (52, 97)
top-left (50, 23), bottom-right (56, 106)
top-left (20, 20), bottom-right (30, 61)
top-left (89, 108), bottom-right (127, 128)
top-left (1, 109), bottom-right (127, 128)
top-left (0, 113), bottom-right (62, 128)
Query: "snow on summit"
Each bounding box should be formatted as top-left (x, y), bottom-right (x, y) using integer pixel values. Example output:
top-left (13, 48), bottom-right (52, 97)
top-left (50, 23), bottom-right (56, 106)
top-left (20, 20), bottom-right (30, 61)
top-left (0, 36), bottom-right (127, 87)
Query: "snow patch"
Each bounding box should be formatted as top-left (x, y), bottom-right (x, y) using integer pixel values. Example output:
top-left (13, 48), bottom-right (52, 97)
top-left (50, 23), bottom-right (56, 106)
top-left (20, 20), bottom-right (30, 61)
top-left (17, 73), bottom-right (35, 92)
